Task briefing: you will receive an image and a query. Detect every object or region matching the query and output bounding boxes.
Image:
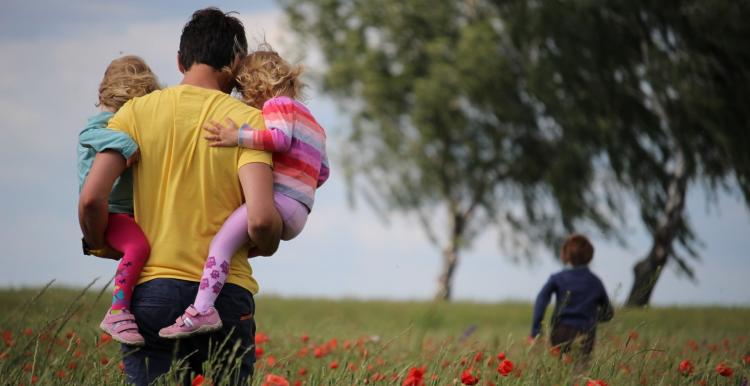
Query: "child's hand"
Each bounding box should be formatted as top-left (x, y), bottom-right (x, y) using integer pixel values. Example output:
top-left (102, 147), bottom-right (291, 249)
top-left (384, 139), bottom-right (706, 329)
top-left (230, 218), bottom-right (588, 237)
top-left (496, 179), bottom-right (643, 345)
top-left (203, 118), bottom-right (239, 147)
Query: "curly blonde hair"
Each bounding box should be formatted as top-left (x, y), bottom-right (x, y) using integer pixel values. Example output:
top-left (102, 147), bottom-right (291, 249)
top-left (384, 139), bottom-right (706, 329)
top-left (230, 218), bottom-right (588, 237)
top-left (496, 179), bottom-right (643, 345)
top-left (98, 55), bottom-right (160, 111)
top-left (236, 45), bottom-right (305, 109)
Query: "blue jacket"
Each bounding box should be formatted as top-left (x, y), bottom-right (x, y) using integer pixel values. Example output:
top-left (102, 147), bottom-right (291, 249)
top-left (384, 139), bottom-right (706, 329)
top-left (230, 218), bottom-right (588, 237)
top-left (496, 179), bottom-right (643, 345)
top-left (530, 266), bottom-right (613, 337)
top-left (77, 111), bottom-right (138, 214)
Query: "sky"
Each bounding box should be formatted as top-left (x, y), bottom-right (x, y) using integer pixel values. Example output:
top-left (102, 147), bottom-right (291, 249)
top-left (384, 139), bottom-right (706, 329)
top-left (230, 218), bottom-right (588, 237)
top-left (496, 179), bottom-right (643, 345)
top-left (0, 1), bottom-right (748, 306)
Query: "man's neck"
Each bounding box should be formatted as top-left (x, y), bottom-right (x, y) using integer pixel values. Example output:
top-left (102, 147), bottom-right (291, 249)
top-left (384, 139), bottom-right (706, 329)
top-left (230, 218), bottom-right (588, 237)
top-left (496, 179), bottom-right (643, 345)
top-left (180, 63), bottom-right (227, 92)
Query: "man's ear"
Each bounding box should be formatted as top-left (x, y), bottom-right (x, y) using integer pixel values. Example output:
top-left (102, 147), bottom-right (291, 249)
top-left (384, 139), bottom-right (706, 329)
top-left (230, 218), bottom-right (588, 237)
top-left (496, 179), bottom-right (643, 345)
top-left (177, 52), bottom-right (186, 74)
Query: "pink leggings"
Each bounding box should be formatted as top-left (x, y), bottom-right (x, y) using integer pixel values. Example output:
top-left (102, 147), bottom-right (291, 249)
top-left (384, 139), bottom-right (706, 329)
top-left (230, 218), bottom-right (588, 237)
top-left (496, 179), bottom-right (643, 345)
top-left (105, 213), bottom-right (150, 311)
top-left (193, 193), bottom-right (307, 312)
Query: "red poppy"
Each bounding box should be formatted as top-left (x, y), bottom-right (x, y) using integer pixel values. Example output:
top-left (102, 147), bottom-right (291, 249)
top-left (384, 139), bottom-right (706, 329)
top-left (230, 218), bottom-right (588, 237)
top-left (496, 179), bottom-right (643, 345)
top-left (255, 346), bottom-right (265, 359)
top-left (22, 328), bottom-right (33, 337)
top-left (266, 355), bottom-right (277, 367)
top-left (255, 333), bottom-right (270, 344)
top-left (329, 360), bottom-right (339, 369)
top-left (298, 367), bottom-right (308, 376)
top-left (496, 352), bottom-right (506, 361)
top-left (263, 374), bottom-right (290, 386)
top-left (402, 366), bottom-right (426, 386)
top-left (497, 359), bottom-right (514, 376)
top-left (586, 380), bottom-right (608, 386)
top-left (549, 346), bottom-right (561, 357)
top-left (716, 363), bottom-right (733, 377)
top-left (743, 354), bottom-right (750, 365)
top-left (100, 356), bottom-right (110, 365)
top-left (191, 374), bottom-right (205, 386)
top-left (473, 351), bottom-right (483, 363)
top-left (678, 359), bottom-right (694, 375)
top-left (301, 334), bottom-right (309, 343)
top-left (460, 368), bottom-right (480, 385)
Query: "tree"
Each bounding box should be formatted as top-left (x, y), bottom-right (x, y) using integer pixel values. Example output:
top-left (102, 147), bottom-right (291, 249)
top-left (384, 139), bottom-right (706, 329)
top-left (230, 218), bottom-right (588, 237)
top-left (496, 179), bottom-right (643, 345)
top-left (501, 0), bottom-right (750, 306)
top-left (281, 0), bottom-right (617, 300)
top-left (281, 0), bottom-right (750, 304)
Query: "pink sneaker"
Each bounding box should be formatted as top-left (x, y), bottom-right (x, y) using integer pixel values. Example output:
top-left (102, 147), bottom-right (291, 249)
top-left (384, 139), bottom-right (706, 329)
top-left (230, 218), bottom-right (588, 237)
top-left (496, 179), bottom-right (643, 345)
top-left (158, 305), bottom-right (222, 339)
top-left (99, 309), bottom-right (145, 346)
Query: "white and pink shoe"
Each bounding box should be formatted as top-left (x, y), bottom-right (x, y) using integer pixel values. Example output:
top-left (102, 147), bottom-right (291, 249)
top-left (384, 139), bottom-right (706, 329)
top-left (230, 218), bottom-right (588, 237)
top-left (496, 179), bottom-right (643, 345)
top-left (99, 309), bottom-right (145, 346)
top-left (158, 305), bottom-right (222, 339)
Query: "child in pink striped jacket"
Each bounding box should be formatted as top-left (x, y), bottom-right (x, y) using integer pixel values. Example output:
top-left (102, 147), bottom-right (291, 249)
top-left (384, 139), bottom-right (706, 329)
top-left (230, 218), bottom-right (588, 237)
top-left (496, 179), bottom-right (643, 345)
top-left (159, 47), bottom-right (329, 338)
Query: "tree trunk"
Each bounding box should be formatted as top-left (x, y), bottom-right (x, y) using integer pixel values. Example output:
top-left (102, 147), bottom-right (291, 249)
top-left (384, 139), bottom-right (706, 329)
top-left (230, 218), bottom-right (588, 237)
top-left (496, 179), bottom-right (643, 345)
top-left (626, 151), bottom-right (688, 307)
top-left (434, 245), bottom-right (459, 301)
top-left (434, 212), bottom-right (465, 301)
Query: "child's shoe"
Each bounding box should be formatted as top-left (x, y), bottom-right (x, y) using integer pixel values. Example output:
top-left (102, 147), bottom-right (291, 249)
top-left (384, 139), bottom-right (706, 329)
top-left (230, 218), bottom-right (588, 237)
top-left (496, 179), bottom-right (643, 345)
top-left (99, 309), bottom-right (145, 346)
top-left (158, 305), bottom-right (222, 339)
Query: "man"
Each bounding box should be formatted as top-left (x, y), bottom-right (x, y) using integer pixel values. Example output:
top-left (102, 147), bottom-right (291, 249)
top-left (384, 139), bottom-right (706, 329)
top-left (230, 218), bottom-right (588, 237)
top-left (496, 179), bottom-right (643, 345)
top-left (78, 8), bottom-right (282, 385)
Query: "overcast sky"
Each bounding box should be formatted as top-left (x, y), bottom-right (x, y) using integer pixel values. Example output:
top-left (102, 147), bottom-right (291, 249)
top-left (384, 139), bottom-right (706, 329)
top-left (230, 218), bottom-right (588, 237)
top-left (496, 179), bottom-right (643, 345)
top-left (0, 0), bottom-right (748, 306)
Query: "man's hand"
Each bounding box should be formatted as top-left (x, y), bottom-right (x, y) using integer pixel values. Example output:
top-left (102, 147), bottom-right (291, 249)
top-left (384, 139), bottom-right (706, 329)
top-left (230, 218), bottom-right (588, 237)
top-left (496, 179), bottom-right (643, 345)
top-left (204, 118), bottom-right (240, 147)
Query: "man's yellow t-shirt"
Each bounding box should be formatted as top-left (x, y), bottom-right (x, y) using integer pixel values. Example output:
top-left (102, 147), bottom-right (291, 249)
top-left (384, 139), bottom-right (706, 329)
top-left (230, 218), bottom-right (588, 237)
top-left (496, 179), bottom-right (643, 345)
top-left (109, 84), bottom-right (271, 294)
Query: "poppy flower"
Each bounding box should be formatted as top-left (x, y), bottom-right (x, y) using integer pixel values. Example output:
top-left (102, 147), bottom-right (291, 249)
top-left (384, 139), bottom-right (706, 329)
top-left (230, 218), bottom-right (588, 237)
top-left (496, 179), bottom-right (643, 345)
top-left (263, 374), bottom-right (290, 386)
top-left (473, 352), bottom-right (483, 363)
top-left (266, 355), bottom-right (277, 367)
top-left (329, 360), bottom-right (339, 369)
top-left (586, 380), bottom-right (607, 386)
top-left (301, 334), bottom-right (309, 343)
top-left (716, 363), bottom-right (733, 377)
top-left (255, 333), bottom-right (270, 344)
top-left (743, 354), bottom-right (750, 365)
top-left (402, 366), bottom-right (426, 386)
top-left (255, 346), bottom-right (265, 359)
top-left (497, 359), bottom-right (514, 376)
top-left (191, 374), bottom-right (205, 386)
top-left (298, 368), bottom-right (307, 376)
top-left (460, 368), bottom-right (479, 385)
top-left (678, 359), bottom-right (694, 375)
top-left (496, 352), bottom-right (506, 361)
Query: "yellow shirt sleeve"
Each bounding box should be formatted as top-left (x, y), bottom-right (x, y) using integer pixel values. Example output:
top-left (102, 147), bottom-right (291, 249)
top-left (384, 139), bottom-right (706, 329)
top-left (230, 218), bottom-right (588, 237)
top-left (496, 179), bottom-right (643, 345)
top-left (107, 100), bottom-right (137, 137)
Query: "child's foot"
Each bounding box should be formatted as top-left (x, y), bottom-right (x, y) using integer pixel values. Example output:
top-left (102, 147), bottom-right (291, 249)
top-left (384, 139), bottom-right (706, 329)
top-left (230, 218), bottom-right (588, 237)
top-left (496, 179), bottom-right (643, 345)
top-left (99, 308), bottom-right (145, 346)
top-left (158, 305), bottom-right (222, 339)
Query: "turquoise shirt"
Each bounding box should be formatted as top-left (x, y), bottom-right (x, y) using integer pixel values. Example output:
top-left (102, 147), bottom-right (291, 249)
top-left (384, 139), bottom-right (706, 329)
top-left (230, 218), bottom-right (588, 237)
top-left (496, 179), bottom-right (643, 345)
top-left (77, 111), bottom-right (138, 214)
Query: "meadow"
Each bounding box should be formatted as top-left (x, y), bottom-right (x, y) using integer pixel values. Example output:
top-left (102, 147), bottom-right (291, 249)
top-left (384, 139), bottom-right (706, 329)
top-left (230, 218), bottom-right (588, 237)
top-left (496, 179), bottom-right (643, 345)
top-left (0, 282), bottom-right (748, 385)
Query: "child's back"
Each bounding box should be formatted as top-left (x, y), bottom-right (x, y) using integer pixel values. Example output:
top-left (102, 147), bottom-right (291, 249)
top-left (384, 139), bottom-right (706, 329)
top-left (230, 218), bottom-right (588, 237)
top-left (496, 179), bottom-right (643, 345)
top-left (530, 234), bottom-right (613, 357)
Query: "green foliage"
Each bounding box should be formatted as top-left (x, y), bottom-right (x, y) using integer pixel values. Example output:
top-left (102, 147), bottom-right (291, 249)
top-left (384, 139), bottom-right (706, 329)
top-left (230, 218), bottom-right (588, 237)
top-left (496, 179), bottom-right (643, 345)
top-left (1, 286), bottom-right (749, 385)
top-left (281, 0), bottom-right (750, 280)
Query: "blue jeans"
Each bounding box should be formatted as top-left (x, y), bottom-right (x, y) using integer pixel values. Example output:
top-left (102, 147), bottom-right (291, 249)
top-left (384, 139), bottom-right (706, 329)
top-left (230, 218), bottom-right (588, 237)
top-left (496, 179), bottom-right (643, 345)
top-left (122, 278), bottom-right (256, 385)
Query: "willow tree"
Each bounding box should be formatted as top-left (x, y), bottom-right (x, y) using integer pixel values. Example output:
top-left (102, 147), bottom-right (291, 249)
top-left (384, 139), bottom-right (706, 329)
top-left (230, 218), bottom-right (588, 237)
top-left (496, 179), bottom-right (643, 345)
top-left (281, 0), bottom-right (618, 300)
top-left (504, 0), bottom-right (750, 306)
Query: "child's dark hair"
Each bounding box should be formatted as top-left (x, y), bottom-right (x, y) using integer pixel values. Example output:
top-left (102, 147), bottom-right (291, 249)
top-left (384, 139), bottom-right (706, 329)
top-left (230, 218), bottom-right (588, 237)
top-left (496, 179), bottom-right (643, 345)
top-left (561, 234), bottom-right (594, 266)
top-left (178, 7), bottom-right (248, 72)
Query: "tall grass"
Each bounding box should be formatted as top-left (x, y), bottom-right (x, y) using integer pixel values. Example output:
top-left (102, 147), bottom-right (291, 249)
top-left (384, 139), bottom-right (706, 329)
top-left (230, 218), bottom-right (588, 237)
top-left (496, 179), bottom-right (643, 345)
top-left (0, 285), bottom-right (747, 385)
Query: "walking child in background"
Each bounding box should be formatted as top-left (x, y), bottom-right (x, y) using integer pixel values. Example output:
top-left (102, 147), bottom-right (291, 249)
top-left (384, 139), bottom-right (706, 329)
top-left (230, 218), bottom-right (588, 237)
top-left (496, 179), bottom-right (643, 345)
top-left (159, 45), bottom-right (329, 338)
top-left (530, 234), bottom-right (614, 360)
top-left (78, 56), bottom-right (159, 345)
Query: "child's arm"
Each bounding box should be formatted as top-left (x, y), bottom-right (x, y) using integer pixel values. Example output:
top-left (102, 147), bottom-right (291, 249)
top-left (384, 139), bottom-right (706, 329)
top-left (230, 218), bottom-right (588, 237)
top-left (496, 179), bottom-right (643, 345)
top-left (79, 128), bottom-right (139, 166)
top-left (597, 285), bottom-right (615, 322)
top-left (204, 98), bottom-right (296, 152)
top-left (530, 277), bottom-right (556, 338)
top-left (317, 152), bottom-right (330, 188)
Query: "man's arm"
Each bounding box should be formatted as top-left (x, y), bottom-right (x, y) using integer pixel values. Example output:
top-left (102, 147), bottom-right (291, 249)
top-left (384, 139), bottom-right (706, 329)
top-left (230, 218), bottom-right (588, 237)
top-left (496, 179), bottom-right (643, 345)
top-left (238, 163), bottom-right (282, 256)
top-left (79, 151), bottom-right (126, 252)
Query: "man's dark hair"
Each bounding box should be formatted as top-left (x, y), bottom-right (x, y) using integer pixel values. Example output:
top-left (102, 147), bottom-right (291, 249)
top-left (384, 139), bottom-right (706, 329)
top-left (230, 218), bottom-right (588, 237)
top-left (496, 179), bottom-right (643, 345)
top-left (179, 7), bottom-right (248, 71)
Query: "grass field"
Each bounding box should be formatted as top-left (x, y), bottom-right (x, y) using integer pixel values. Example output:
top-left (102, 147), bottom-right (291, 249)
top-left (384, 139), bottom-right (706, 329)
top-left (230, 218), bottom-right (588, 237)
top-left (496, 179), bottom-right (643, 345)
top-left (0, 283), bottom-right (748, 385)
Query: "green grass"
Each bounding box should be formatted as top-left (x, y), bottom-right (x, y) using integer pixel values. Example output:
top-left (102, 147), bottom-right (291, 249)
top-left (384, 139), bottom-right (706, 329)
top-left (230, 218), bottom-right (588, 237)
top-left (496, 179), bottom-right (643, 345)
top-left (0, 283), bottom-right (748, 385)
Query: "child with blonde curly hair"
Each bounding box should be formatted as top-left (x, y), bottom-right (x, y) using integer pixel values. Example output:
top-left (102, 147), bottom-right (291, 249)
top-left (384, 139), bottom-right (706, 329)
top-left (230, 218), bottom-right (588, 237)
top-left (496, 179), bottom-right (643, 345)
top-left (78, 55), bottom-right (159, 345)
top-left (159, 46), bottom-right (329, 338)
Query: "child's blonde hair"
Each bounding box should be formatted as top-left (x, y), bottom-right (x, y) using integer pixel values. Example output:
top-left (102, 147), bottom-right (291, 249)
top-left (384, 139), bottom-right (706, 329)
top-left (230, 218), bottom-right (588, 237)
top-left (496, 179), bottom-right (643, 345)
top-left (236, 44), bottom-right (304, 109)
top-left (98, 55), bottom-right (160, 111)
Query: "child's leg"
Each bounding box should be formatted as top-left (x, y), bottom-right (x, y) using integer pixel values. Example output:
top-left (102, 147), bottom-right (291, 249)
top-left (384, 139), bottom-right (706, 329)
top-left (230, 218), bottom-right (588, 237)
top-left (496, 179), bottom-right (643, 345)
top-left (193, 204), bottom-right (250, 313)
top-left (106, 213), bottom-right (150, 312)
top-left (274, 193), bottom-right (309, 241)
